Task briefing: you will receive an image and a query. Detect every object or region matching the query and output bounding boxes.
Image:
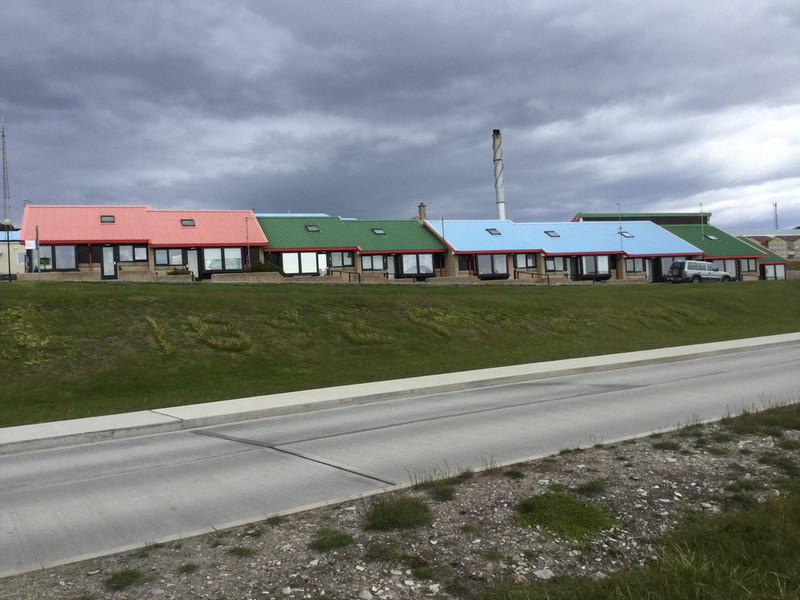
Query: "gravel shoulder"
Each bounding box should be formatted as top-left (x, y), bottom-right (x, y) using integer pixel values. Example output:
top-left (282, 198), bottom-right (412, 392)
top-left (2, 420), bottom-right (796, 600)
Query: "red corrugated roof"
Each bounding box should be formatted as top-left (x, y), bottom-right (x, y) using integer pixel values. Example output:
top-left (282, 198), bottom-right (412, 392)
top-left (20, 205), bottom-right (151, 244)
top-left (19, 205), bottom-right (268, 247)
top-left (148, 210), bottom-right (268, 247)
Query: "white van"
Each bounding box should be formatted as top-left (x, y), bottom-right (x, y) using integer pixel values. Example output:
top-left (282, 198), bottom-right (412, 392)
top-left (664, 260), bottom-right (735, 283)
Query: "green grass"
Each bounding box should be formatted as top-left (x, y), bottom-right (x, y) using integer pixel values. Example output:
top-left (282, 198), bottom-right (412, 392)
top-left (515, 493), bottom-right (617, 540)
top-left (1, 280), bottom-right (798, 427)
top-left (483, 485), bottom-right (800, 600)
top-left (574, 479), bottom-right (606, 495)
top-left (178, 562), bottom-right (199, 574)
top-left (309, 528), bottom-right (354, 551)
top-left (105, 568), bottom-right (148, 590)
top-left (364, 495), bottom-right (432, 530)
top-left (652, 440), bottom-right (681, 451)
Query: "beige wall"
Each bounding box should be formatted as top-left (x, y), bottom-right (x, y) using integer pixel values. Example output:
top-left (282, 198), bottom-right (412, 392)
top-left (0, 241), bottom-right (26, 277)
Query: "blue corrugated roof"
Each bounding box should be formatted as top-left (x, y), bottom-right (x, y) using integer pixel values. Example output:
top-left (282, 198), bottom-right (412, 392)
top-left (2, 230), bottom-right (21, 242)
top-left (425, 220), bottom-right (543, 253)
top-left (426, 220), bottom-right (703, 257)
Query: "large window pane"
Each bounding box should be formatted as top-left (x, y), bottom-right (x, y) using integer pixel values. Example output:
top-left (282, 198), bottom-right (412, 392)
top-left (134, 246), bottom-right (147, 261)
top-left (283, 253), bottom-right (300, 274)
top-left (477, 254), bottom-right (493, 275)
top-left (224, 248), bottom-right (242, 270)
top-left (402, 254), bottom-right (417, 274)
top-left (54, 245), bottom-right (76, 269)
top-left (419, 254), bottom-right (434, 274)
top-left (38, 245), bottom-right (53, 270)
top-left (168, 249), bottom-right (183, 265)
top-left (362, 255), bottom-right (383, 270)
top-left (300, 252), bottom-right (317, 273)
top-left (204, 248), bottom-right (222, 270)
top-left (492, 254), bottom-right (507, 274)
top-left (118, 245), bottom-right (134, 262)
top-left (155, 249), bottom-right (168, 265)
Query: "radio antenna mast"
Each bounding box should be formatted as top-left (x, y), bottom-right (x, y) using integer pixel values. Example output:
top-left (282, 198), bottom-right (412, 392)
top-left (2, 119), bottom-right (10, 222)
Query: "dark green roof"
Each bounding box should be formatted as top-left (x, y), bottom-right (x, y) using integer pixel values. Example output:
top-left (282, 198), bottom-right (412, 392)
top-left (256, 216), bottom-right (445, 253)
top-left (256, 216), bottom-right (355, 250)
top-left (661, 224), bottom-right (766, 259)
top-left (343, 219), bottom-right (445, 253)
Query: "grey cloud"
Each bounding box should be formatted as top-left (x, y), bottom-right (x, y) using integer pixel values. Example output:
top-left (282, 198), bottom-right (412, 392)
top-left (1, 0), bottom-right (799, 229)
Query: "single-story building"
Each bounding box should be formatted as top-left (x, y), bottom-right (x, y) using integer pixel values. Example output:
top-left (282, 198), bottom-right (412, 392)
top-left (423, 219), bottom-right (702, 282)
top-left (18, 205), bottom-right (268, 280)
top-left (659, 223), bottom-right (777, 281)
top-left (0, 228), bottom-right (26, 281)
top-left (256, 215), bottom-right (447, 281)
top-left (736, 236), bottom-right (789, 280)
top-left (573, 212), bottom-right (786, 280)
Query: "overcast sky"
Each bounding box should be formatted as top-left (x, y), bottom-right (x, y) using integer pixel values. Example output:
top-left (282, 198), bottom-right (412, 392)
top-left (2, 1), bottom-right (800, 230)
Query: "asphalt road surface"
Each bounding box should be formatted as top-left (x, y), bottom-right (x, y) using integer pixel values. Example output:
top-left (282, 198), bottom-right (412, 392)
top-left (1, 343), bottom-right (798, 577)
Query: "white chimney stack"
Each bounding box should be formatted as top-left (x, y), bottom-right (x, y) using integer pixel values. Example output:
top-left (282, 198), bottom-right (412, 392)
top-left (492, 129), bottom-right (506, 220)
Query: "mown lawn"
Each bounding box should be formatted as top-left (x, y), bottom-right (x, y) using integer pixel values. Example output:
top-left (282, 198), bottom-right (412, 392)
top-left (1, 280), bottom-right (798, 427)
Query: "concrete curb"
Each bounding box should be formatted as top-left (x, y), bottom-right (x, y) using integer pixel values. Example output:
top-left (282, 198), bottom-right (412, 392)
top-left (2, 332), bottom-right (798, 455)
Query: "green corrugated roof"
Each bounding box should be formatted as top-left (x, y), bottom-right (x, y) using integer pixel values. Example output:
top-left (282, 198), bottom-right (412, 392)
top-left (736, 236), bottom-right (789, 264)
top-left (343, 219), bottom-right (445, 253)
top-left (661, 224), bottom-right (766, 259)
top-left (256, 216), bottom-right (355, 250)
top-left (256, 216), bottom-right (445, 253)
top-left (574, 212), bottom-right (711, 219)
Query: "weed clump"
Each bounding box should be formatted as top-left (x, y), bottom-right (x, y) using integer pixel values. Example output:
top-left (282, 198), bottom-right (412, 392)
top-left (516, 493), bottom-right (616, 540)
top-left (574, 479), bottom-right (606, 495)
top-left (105, 568), bottom-right (148, 590)
top-left (309, 528), bottom-right (354, 551)
top-left (652, 440), bottom-right (681, 451)
top-left (365, 496), bottom-right (432, 530)
top-left (228, 546), bottom-right (255, 558)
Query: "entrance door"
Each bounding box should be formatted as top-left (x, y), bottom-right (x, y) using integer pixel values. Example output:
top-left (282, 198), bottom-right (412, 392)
top-left (102, 246), bottom-right (117, 279)
top-left (386, 255), bottom-right (396, 279)
top-left (187, 250), bottom-right (199, 280)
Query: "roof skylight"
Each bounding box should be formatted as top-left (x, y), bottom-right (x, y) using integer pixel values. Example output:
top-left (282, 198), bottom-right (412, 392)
top-left (619, 231), bottom-right (634, 238)
top-left (180, 219), bottom-right (195, 227)
top-left (305, 224), bottom-right (320, 232)
top-left (544, 230), bottom-right (560, 237)
top-left (100, 215), bottom-right (115, 223)
top-left (486, 228), bottom-right (502, 235)
top-left (704, 234), bottom-right (719, 241)
top-left (371, 228), bottom-right (386, 235)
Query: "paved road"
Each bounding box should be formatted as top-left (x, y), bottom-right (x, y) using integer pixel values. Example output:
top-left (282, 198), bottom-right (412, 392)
top-left (1, 342), bottom-right (798, 577)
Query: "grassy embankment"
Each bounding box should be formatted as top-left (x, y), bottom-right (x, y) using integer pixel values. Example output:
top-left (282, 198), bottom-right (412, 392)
top-left (0, 280), bottom-right (798, 427)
